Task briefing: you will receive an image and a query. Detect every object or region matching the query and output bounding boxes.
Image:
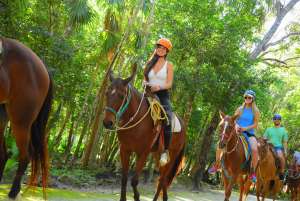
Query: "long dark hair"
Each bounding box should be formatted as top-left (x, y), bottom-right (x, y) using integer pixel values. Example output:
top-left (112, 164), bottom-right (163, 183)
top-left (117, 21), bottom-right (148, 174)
top-left (144, 53), bottom-right (167, 81)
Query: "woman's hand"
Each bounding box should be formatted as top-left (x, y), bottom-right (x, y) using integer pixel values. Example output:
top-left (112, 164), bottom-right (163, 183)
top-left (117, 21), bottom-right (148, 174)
top-left (151, 85), bottom-right (161, 92)
top-left (235, 125), bottom-right (242, 133)
top-left (240, 127), bottom-right (248, 132)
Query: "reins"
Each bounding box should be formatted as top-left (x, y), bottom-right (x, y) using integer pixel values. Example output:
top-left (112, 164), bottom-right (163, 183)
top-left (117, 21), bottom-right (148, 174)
top-left (105, 84), bottom-right (168, 131)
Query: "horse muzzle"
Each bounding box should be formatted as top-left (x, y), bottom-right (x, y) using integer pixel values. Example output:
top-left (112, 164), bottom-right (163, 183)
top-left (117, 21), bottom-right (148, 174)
top-left (103, 120), bottom-right (114, 130)
top-left (219, 141), bottom-right (226, 149)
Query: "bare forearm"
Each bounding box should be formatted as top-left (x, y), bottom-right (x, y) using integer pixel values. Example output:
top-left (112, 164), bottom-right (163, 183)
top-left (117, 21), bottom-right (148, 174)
top-left (284, 142), bottom-right (288, 153)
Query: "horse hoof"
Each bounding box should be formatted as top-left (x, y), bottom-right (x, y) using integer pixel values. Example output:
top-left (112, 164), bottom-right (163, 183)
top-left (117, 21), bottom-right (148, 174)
top-left (7, 193), bottom-right (21, 201)
top-left (8, 190), bottom-right (20, 200)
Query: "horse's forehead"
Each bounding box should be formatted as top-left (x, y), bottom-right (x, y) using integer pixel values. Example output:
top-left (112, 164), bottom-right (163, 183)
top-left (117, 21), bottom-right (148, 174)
top-left (220, 116), bottom-right (234, 127)
top-left (111, 79), bottom-right (125, 89)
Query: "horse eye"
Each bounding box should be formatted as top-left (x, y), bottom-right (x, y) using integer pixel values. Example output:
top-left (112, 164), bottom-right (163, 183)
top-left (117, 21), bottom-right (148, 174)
top-left (118, 94), bottom-right (124, 99)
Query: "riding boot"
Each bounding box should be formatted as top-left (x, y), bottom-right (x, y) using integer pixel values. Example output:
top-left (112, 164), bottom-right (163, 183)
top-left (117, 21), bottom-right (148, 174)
top-left (160, 125), bottom-right (172, 166)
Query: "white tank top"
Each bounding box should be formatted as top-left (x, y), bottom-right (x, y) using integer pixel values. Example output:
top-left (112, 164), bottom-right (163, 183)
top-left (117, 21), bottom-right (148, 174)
top-left (148, 61), bottom-right (168, 88)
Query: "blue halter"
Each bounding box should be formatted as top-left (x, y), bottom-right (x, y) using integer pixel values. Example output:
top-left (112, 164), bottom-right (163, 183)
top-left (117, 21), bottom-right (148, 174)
top-left (105, 85), bottom-right (132, 122)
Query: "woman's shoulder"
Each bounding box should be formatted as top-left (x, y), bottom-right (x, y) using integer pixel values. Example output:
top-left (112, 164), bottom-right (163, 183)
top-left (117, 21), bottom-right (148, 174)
top-left (166, 61), bottom-right (173, 68)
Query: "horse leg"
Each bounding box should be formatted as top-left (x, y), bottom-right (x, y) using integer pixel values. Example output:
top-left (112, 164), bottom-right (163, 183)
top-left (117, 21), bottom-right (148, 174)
top-left (256, 180), bottom-right (262, 201)
top-left (0, 105), bottom-right (8, 181)
top-left (131, 153), bottom-right (148, 201)
top-left (8, 125), bottom-right (31, 199)
top-left (153, 178), bottom-right (163, 201)
top-left (242, 178), bottom-right (251, 201)
top-left (119, 147), bottom-right (131, 201)
top-left (239, 178), bottom-right (245, 201)
top-left (223, 176), bottom-right (232, 201)
top-left (162, 178), bottom-right (168, 201)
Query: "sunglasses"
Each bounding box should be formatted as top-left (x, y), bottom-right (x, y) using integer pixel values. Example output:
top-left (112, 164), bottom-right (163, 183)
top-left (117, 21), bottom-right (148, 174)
top-left (244, 96), bottom-right (253, 100)
top-left (156, 44), bottom-right (166, 49)
top-left (273, 118), bottom-right (281, 120)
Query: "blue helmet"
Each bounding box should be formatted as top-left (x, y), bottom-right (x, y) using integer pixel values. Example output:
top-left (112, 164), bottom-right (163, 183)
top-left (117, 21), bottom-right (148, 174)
top-left (273, 114), bottom-right (282, 120)
top-left (244, 89), bottom-right (256, 100)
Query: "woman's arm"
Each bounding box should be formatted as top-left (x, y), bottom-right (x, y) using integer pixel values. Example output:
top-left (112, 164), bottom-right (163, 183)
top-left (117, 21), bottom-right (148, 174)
top-left (162, 63), bottom-right (174, 90)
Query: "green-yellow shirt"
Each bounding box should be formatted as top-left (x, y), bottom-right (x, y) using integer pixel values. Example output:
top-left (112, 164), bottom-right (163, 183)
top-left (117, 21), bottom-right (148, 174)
top-left (263, 127), bottom-right (288, 148)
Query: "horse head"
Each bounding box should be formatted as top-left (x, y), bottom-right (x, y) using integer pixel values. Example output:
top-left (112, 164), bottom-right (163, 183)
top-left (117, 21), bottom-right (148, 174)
top-left (103, 66), bottom-right (137, 129)
top-left (218, 111), bottom-right (239, 149)
top-left (257, 137), bottom-right (269, 160)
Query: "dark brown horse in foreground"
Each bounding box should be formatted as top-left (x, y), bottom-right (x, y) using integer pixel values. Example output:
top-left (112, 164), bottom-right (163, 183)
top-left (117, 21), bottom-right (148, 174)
top-left (103, 70), bottom-right (186, 201)
top-left (0, 37), bottom-right (52, 199)
top-left (256, 138), bottom-right (282, 201)
top-left (218, 112), bottom-right (252, 201)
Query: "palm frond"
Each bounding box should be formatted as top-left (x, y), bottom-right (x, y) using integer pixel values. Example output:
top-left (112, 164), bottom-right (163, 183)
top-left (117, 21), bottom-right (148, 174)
top-left (67, 0), bottom-right (94, 27)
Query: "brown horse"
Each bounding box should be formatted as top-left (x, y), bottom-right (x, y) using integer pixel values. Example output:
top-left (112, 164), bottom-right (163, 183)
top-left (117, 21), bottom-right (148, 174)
top-left (0, 37), bottom-right (52, 199)
top-left (256, 138), bottom-right (282, 201)
top-left (103, 70), bottom-right (186, 201)
top-left (218, 112), bottom-right (252, 201)
top-left (287, 162), bottom-right (300, 201)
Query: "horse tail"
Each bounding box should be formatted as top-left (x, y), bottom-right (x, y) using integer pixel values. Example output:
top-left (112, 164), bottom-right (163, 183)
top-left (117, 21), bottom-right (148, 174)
top-left (29, 75), bottom-right (53, 198)
top-left (166, 143), bottom-right (185, 187)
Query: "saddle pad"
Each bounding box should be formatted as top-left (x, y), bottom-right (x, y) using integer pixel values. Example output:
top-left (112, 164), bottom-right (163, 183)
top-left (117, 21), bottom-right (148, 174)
top-left (172, 113), bottom-right (181, 133)
top-left (240, 134), bottom-right (251, 163)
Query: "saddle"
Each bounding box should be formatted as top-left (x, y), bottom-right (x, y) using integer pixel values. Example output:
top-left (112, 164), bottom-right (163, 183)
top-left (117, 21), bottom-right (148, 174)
top-left (240, 133), bottom-right (252, 171)
top-left (145, 91), bottom-right (182, 133)
top-left (146, 94), bottom-right (182, 153)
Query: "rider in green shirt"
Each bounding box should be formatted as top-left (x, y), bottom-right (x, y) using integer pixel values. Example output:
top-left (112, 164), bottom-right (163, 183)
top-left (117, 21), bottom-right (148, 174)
top-left (263, 114), bottom-right (288, 181)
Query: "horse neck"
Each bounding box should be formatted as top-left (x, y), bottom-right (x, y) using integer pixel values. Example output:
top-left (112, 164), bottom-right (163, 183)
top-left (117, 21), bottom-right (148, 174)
top-left (225, 128), bottom-right (239, 153)
top-left (260, 144), bottom-right (274, 163)
top-left (121, 86), bottom-right (146, 122)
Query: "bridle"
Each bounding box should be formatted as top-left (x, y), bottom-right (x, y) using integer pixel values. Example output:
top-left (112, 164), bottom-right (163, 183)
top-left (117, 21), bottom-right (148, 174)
top-left (220, 119), bottom-right (239, 154)
top-left (105, 85), bottom-right (131, 122)
top-left (105, 84), bottom-right (149, 131)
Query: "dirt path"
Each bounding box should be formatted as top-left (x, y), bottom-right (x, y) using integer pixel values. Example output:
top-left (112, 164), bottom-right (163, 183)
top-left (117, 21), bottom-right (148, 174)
top-left (0, 184), bottom-right (278, 201)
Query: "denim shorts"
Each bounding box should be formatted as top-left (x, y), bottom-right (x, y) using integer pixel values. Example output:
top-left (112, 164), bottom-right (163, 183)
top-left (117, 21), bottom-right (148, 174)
top-left (274, 146), bottom-right (284, 154)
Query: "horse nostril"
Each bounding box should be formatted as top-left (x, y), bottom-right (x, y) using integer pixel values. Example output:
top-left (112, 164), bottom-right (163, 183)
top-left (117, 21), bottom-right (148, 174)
top-left (219, 142), bottom-right (225, 149)
top-left (103, 120), bottom-right (113, 129)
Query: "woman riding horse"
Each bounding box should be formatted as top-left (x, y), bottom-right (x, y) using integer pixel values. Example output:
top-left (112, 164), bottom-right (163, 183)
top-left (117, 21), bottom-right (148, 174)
top-left (103, 39), bottom-right (185, 201)
top-left (143, 38), bottom-right (174, 166)
top-left (210, 90), bottom-right (260, 183)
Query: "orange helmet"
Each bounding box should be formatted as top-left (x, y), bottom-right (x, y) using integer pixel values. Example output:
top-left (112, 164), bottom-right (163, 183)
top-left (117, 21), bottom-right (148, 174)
top-left (156, 38), bottom-right (172, 51)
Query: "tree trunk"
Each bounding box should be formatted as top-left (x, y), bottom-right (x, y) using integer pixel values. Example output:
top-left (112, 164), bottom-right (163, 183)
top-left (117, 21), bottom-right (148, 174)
top-left (53, 106), bottom-right (72, 149)
top-left (64, 115), bottom-right (75, 163)
top-left (81, 72), bottom-right (110, 167)
top-left (183, 93), bottom-right (196, 126)
top-left (193, 111), bottom-right (219, 190)
top-left (71, 117), bottom-right (90, 162)
top-left (250, 0), bottom-right (300, 59)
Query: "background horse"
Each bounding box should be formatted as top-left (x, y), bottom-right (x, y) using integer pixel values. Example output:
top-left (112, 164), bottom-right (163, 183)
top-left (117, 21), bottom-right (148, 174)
top-left (287, 162), bottom-right (300, 201)
top-left (103, 70), bottom-right (186, 201)
top-left (0, 37), bottom-right (53, 199)
top-left (218, 112), bottom-right (252, 201)
top-left (256, 138), bottom-right (282, 201)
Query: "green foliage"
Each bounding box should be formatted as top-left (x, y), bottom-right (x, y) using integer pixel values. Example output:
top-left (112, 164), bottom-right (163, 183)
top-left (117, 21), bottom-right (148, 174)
top-left (0, 0), bottom-right (300, 190)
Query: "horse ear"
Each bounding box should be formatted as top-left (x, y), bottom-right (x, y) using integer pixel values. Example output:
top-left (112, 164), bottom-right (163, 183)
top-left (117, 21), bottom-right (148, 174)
top-left (219, 111), bottom-right (225, 119)
top-left (123, 63), bottom-right (137, 85)
top-left (109, 69), bottom-right (114, 82)
top-left (263, 138), bottom-right (268, 143)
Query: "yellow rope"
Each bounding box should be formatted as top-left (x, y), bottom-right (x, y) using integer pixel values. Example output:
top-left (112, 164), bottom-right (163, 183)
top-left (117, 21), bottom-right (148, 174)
top-left (149, 98), bottom-right (169, 125)
top-left (116, 98), bottom-right (168, 131)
